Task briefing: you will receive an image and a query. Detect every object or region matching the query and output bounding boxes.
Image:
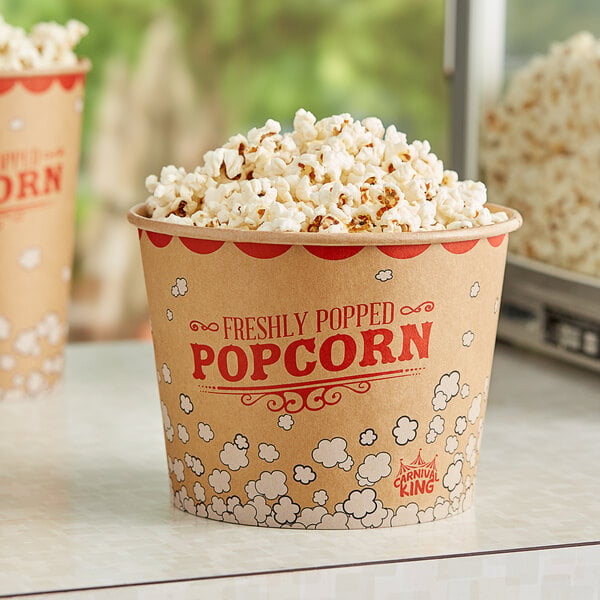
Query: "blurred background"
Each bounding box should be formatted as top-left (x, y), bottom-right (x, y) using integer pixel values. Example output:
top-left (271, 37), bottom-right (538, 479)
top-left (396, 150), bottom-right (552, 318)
top-left (1, 0), bottom-right (598, 346)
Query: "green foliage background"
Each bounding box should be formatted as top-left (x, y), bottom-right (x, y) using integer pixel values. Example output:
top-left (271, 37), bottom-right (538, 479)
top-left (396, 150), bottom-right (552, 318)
top-left (0, 0), bottom-right (449, 165)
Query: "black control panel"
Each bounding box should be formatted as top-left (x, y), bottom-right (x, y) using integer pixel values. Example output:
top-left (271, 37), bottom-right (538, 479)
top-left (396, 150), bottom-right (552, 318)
top-left (544, 307), bottom-right (600, 361)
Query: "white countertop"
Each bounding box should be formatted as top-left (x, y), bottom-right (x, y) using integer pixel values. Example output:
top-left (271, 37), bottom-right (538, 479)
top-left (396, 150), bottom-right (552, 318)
top-left (1, 341), bottom-right (599, 599)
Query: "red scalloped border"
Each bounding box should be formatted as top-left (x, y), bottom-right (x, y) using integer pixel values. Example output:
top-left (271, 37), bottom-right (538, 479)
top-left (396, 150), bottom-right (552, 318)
top-left (0, 73), bottom-right (86, 95)
top-left (139, 230), bottom-right (506, 259)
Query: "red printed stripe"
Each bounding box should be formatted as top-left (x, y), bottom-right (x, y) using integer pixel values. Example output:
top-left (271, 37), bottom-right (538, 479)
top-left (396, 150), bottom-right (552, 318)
top-left (304, 246), bottom-right (363, 260)
top-left (181, 237), bottom-right (225, 254)
top-left (487, 234), bottom-right (506, 247)
top-left (22, 76), bottom-right (53, 93)
top-left (141, 233), bottom-right (502, 258)
top-left (0, 78), bottom-right (16, 93)
top-left (235, 242), bottom-right (291, 259)
top-left (377, 244), bottom-right (430, 259)
top-left (442, 239), bottom-right (479, 254)
top-left (146, 231), bottom-right (173, 248)
top-left (57, 73), bottom-right (81, 90)
top-left (0, 73), bottom-right (86, 95)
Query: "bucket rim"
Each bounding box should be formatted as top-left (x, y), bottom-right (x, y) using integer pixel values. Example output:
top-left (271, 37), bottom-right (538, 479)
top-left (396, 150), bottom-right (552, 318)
top-left (128, 202), bottom-right (522, 247)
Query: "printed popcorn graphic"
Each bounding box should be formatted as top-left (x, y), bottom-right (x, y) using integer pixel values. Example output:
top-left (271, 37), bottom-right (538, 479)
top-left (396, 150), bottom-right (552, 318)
top-left (465, 434), bottom-right (478, 467)
top-left (375, 269), bottom-right (393, 282)
top-left (161, 363), bottom-right (172, 384)
top-left (356, 453), bottom-right (392, 486)
top-left (312, 438), bottom-right (351, 469)
top-left (0, 316), bottom-right (11, 340)
top-left (254, 471), bottom-right (288, 500)
top-left (277, 414), bottom-right (294, 431)
top-left (445, 435), bottom-right (459, 454)
top-left (177, 424), bottom-right (190, 443)
top-left (293, 465), bottom-right (317, 485)
top-left (219, 441), bottom-right (249, 471)
top-left (185, 452), bottom-right (205, 476)
top-left (426, 415), bottom-right (445, 444)
top-left (462, 330), bottom-right (475, 347)
top-left (313, 489), bottom-right (328, 506)
top-left (171, 277), bottom-right (188, 297)
top-left (442, 455), bottom-right (463, 493)
top-left (359, 428), bottom-right (377, 446)
top-left (392, 416), bottom-right (418, 445)
top-left (198, 422), bottom-right (214, 442)
top-left (468, 394), bottom-right (482, 424)
top-left (234, 434), bottom-right (249, 450)
top-left (179, 393), bottom-right (193, 414)
top-left (273, 496), bottom-right (301, 525)
top-left (470, 281), bottom-right (480, 298)
top-left (14, 329), bottom-right (40, 356)
top-left (432, 371), bottom-right (460, 411)
top-left (208, 469), bottom-right (231, 493)
top-left (160, 401), bottom-right (175, 442)
top-left (18, 246), bottom-right (41, 270)
top-left (455, 416), bottom-right (467, 435)
top-left (0, 355), bottom-right (16, 371)
top-left (258, 443), bottom-right (279, 463)
top-left (8, 116), bottom-right (24, 131)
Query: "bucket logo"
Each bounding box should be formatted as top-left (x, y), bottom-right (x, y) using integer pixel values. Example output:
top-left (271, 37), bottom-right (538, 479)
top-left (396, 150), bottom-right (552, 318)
top-left (189, 300), bottom-right (435, 413)
top-left (394, 449), bottom-right (438, 497)
top-left (0, 147), bottom-right (64, 217)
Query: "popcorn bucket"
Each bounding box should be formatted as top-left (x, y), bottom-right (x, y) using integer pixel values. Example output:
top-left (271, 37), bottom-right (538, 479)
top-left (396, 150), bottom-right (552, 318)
top-left (0, 62), bottom-right (90, 400)
top-left (129, 203), bottom-right (521, 529)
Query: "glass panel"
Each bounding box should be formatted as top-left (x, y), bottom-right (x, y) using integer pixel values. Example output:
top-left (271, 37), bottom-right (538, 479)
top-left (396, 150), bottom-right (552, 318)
top-left (481, 0), bottom-right (600, 278)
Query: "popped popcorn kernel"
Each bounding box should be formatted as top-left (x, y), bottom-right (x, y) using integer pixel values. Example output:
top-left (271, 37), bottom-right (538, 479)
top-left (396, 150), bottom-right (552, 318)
top-left (0, 16), bottom-right (87, 71)
top-left (146, 109), bottom-right (506, 233)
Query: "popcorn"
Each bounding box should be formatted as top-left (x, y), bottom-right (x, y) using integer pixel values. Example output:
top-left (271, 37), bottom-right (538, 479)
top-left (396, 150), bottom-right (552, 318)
top-left (145, 109), bottom-right (507, 233)
top-left (481, 32), bottom-right (600, 277)
top-left (0, 16), bottom-right (87, 71)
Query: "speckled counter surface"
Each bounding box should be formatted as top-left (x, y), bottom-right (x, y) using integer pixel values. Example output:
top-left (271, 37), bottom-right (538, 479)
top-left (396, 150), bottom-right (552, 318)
top-left (1, 341), bottom-right (598, 599)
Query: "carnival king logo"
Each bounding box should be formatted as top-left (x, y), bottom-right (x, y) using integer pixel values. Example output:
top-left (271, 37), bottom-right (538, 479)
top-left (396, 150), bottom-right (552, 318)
top-left (394, 449), bottom-right (439, 497)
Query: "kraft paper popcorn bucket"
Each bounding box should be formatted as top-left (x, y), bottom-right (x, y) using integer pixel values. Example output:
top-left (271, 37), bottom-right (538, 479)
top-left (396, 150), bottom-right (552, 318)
top-left (0, 61), bottom-right (90, 400)
top-left (129, 203), bottom-right (521, 529)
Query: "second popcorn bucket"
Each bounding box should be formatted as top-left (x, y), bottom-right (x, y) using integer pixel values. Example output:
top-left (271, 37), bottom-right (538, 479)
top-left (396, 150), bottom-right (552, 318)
top-left (0, 61), bottom-right (90, 400)
top-left (129, 204), bottom-right (521, 529)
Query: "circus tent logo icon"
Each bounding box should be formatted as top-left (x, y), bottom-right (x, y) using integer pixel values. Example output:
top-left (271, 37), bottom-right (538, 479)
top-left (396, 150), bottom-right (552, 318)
top-left (394, 449), bottom-right (438, 497)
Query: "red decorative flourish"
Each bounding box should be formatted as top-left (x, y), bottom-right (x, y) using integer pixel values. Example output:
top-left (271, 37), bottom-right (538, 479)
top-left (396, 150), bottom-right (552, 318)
top-left (399, 301), bottom-right (435, 315)
top-left (200, 368), bottom-right (424, 413)
top-left (189, 320), bottom-right (219, 332)
top-left (241, 381), bottom-right (371, 413)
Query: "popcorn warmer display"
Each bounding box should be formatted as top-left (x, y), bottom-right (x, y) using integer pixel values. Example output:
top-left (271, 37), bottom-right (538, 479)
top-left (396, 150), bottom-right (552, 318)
top-left (481, 32), bottom-right (600, 279)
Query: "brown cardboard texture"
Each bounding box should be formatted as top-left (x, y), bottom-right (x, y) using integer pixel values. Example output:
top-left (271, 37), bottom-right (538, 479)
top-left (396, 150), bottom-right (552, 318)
top-left (0, 63), bottom-right (89, 400)
top-left (129, 203), bottom-right (522, 529)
